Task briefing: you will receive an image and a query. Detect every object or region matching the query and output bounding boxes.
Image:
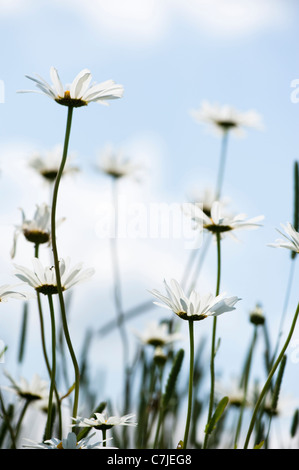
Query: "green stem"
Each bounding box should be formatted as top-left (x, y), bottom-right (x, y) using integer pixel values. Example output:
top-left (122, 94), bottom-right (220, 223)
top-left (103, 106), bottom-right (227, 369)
top-left (51, 105), bottom-right (80, 419)
top-left (15, 399), bottom-right (30, 442)
top-left (35, 243), bottom-right (63, 438)
top-left (183, 320), bottom-right (194, 449)
top-left (45, 294), bottom-right (56, 440)
top-left (234, 325), bottom-right (258, 448)
top-left (102, 428), bottom-right (107, 447)
top-left (153, 364), bottom-right (165, 449)
top-left (243, 301), bottom-right (299, 448)
top-left (204, 231), bottom-right (221, 449)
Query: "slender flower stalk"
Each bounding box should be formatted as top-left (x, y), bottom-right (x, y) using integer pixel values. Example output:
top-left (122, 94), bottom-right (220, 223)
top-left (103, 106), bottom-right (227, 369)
top-left (45, 294), bottom-right (57, 441)
top-left (203, 231), bottom-right (221, 449)
top-left (50, 105), bottom-right (80, 419)
top-left (183, 319), bottom-right (195, 449)
top-left (243, 301), bottom-right (299, 448)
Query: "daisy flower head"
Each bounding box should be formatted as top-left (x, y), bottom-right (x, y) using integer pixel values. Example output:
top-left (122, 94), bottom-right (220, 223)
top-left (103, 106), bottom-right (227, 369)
top-left (133, 320), bottom-right (182, 348)
top-left (268, 223), bottom-right (299, 254)
top-left (19, 66), bottom-right (124, 108)
top-left (13, 257), bottom-right (95, 296)
top-left (4, 372), bottom-right (49, 402)
top-left (10, 203), bottom-right (53, 258)
top-left (73, 412), bottom-right (137, 431)
top-left (184, 200), bottom-right (264, 241)
top-left (97, 143), bottom-right (143, 180)
top-left (0, 284), bottom-right (29, 302)
top-left (23, 432), bottom-right (105, 449)
top-left (149, 279), bottom-right (240, 322)
top-left (190, 100), bottom-right (264, 137)
top-left (29, 144), bottom-right (79, 183)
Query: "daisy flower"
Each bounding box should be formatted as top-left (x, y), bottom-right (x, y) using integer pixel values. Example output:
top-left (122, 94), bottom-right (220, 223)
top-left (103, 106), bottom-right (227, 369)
top-left (133, 321), bottom-right (182, 348)
top-left (29, 144), bottom-right (79, 182)
top-left (184, 200), bottom-right (264, 240)
top-left (268, 223), bottom-right (299, 253)
top-left (10, 203), bottom-right (57, 258)
top-left (72, 412), bottom-right (137, 431)
top-left (97, 143), bottom-right (143, 180)
top-left (149, 279), bottom-right (240, 322)
top-left (3, 372), bottom-right (49, 402)
top-left (19, 66), bottom-right (124, 107)
top-left (0, 284), bottom-right (29, 302)
top-left (23, 432), bottom-right (106, 449)
top-left (190, 100), bottom-right (263, 137)
top-left (13, 257), bottom-right (95, 296)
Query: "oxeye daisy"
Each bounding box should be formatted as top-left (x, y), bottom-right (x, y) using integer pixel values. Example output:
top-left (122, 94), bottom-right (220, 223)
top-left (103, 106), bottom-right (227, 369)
top-left (184, 200), bottom-right (264, 240)
top-left (13, 257), bottom-right (94, 296)
top-left (3, 372), bottom-right (49, 403)
top-left (190, 100), bottom-right (263, 137)
top-left (23, 432), bottom-right (106, 449)
top-left (133, 321), bottom-right (182, 347)
top-left (10, 203), bottom-right (62, 258)
top-left (72, 412), bottom-right (137, 431)
top-left (19, 66), bottom-right (124, 107)
top-left (97, 144), bottom-right (142, 180)
top-left (268, 222), bottom-right (299, 253)
top-left (0, 284), bottom-right (29, 302)
top-left (29, 144), bottom-right (79, 183)
top-left (149, 279), bottom-right (240, 322)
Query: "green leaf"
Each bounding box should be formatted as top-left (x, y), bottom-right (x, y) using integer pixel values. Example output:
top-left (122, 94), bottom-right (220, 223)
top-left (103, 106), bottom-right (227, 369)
top-left (204, 396), bottom-right (229, 435)
top-left (254, 440), bottom-right (264, 449)
top-left (162, 349), bottom-right (184, 409)
top-left (291, 409), bottom-right (299, 438)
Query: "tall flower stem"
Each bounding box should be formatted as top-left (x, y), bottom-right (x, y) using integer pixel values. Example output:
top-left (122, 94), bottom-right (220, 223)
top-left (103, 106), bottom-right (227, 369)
top-left (34, 244), bottom-right (62, 438)
top-left (183, 319), bottom-right (195, 449)
top-left (271, 259), bottom-right (296, 368)
top-left (215, 131), bottom-right (229, 200)
top-left (51, 105), bottom-right (80, 419)
top-left (45, 294), bottom-right (56, 440)
top-left (243, 301), bottom-right (299, 448)
top-left (204, 231), bottom-right (221, 449)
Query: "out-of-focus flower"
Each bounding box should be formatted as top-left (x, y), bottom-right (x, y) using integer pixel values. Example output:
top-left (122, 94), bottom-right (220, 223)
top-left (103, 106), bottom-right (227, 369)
top-left (4, 372), bottom-right (49, 402)
top-left (268, 223), bottom-right (299, 253)
top-left (149, 279), bottom-right (240, 321)
top-left (184, 200), bottom-right (264, 240)
top-left (190, 100), bottom-right (263, 137)
top-left (23, 432), bottom-right (105, 449)
top-left (133, 321), bottom-right (182, 347)
top-left (72, 412), bottom-right (137, 431)
top-left (13, 257), bottom-right (94, 296)
top-left (19, 66), bottom-right (124, 107)
top-left (29, 144), bottom-right (79, 183)
top-left (249, 303), bottom-right (265, 326)
top-left (10, 203), bottom-right (59, 258)
top-left (97, 144), bottom-right (143, 180)
top-left (0, 284), bottom-right (29, 302)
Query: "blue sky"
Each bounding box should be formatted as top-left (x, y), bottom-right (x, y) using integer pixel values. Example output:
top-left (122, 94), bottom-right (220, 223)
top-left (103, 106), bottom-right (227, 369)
top-left (1, 0), bottom-right (299, 446)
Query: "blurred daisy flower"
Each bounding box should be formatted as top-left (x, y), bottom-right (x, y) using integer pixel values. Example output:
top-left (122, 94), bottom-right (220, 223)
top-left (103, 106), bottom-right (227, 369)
top-left (10, 203), bottom-right (63, 258)
top-left (23, 432), bottom-right (105, 449)
top-left (184, 200), bottom-right (264, 240)
top-left (19, 66), bottom-right (124, 107)
top-left (97, 144), bottom-right (143, 180)
top-left (149, 279), bottom-right (240, 322)
top-left (133, 321), bottom-right (182, 347)
top-left (0, 284), bottom-right (29, 302)
top-left (190, 100), bottom-right (263, 137)
top-left (268, 223), bottom-right (299, 253)
top-left (29, 144), bottom-right (79, 183)
top-left (72, 412), bottom-right (137, 431)
top-left (4, 372), bottom-right (49, 402)
top-left (13, 257), bottom-right (95, 296)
